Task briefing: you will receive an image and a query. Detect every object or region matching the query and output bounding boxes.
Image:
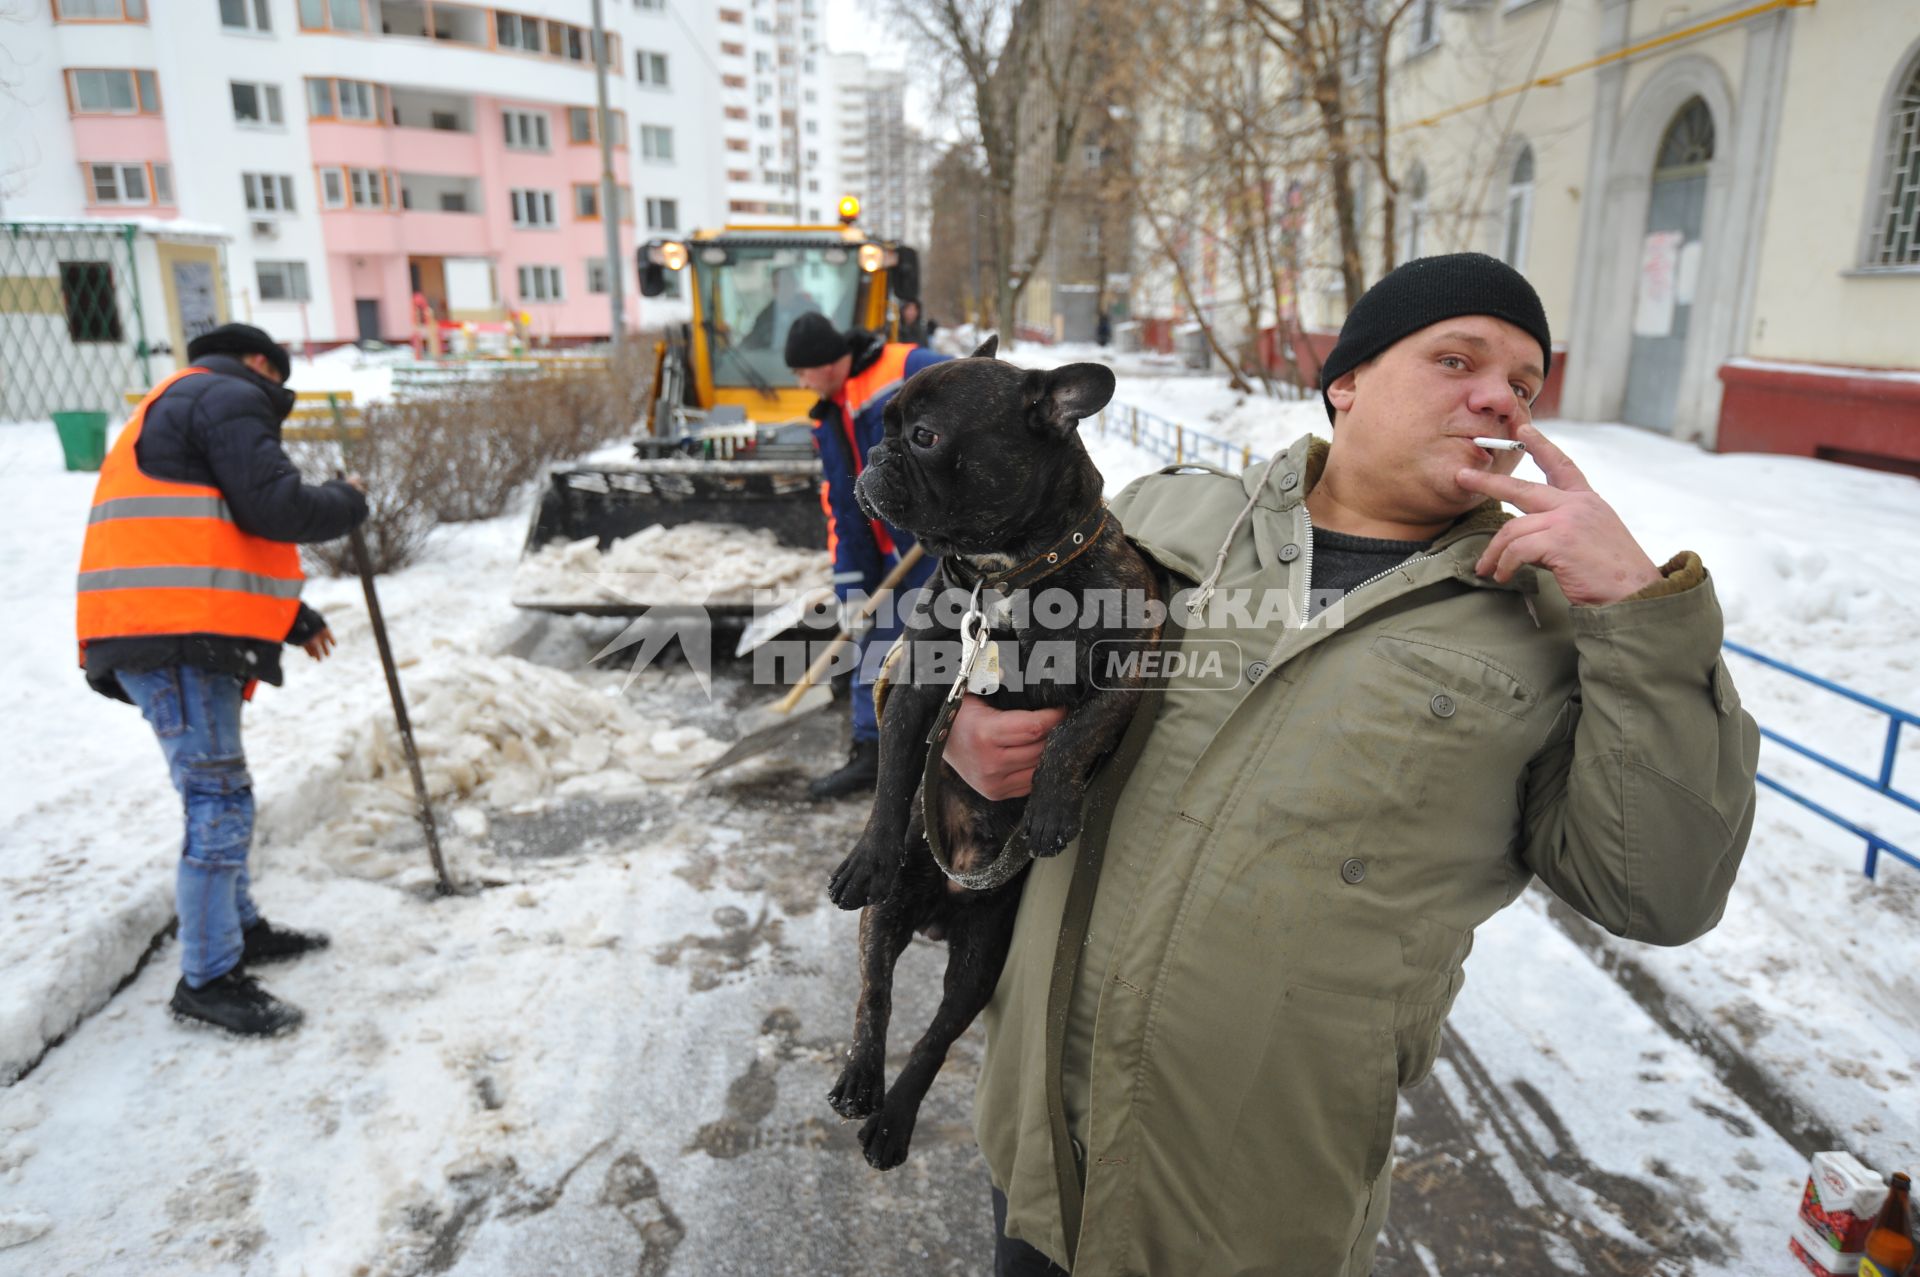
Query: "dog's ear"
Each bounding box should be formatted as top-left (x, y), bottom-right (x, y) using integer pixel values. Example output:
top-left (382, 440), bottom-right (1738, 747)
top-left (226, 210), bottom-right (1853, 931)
top-left (1022, 363), bottom-right (1116, 435)
top-left (969, 335), bottom-right (999, 360)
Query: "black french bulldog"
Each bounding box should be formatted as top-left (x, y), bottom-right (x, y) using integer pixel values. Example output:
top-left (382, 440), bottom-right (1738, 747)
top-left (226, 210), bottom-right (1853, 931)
top-left (823, 335), bottom-right (1163, 1169)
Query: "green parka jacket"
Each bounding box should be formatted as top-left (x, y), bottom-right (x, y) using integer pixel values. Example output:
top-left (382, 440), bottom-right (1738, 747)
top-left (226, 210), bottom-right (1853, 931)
top-left (974, 434), bottom-right (1761, 1276)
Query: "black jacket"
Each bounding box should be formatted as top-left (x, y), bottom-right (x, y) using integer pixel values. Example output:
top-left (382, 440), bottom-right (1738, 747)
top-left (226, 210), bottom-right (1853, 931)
top-left (83, 354), bottom-right (369, 701)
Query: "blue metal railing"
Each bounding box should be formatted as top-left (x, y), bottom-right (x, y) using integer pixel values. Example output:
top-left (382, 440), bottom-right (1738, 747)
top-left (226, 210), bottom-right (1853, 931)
top-left (1722, 641), bottom-right (1918, 879)
top-left (1093, 401), bottom-right (1919, 881)
top-left (1092, 401), bottom-right (1268, 472)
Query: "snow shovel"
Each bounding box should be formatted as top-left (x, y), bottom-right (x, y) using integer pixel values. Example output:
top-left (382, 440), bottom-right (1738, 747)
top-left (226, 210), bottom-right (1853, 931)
top-left (733, 583), bottom-right (837, 657)
top-left (699, 543), bottom-right (926, 778)
top-left (329, 395), bottom-right (455, 896)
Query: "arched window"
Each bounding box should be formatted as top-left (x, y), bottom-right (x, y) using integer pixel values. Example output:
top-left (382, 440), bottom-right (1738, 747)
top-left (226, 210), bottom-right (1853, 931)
top-left (1404, 165), bottom-right (1428, 261)
top-left (1655, 97), bottom-right (1715, 176)
top-left (1503, 144), bottom-right (1534, 271)
top-left (1864, 52), bottom-right (1920, 268)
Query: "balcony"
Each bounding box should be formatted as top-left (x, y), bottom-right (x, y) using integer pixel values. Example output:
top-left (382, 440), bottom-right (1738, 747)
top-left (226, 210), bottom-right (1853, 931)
top-left (374, 0), bottom-right (487, 46)
top-left (399, 172), bottom-right (481, 214)
top-left (390, 86), bottom-right (473, 133)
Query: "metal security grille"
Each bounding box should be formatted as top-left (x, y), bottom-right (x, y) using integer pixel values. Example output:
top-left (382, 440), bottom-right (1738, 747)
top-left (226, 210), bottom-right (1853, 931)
top-left (0, 221), bottom-right (151, 423)
top-left (1865, 62), bottom-right (1920, 269)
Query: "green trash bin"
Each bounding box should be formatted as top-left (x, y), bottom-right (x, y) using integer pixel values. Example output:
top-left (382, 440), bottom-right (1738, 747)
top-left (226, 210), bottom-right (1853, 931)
top-left (52, 411), bottom-right (109, 472)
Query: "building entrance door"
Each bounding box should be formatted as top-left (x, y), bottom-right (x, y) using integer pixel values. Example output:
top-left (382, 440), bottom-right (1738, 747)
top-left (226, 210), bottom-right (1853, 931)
top-left (1622, 97), bottom-right (1714, 432)
top-left (355, 299), bottom-right (381, 345)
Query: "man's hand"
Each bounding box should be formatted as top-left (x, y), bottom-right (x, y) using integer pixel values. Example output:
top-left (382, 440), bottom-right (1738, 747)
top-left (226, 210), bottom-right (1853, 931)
top-left (343, 474), bottom-right (367, 494)
top-left (943, 695), bottom-right (1067, 800)
top-left (302, 628), bottom-right (336, 661)
top-left (1454, 422), bottom-right (1663, 607)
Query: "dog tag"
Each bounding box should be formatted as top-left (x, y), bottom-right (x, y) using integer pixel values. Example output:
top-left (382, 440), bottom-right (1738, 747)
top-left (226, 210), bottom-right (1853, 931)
top-left (967, 640), bottom-right (1002, 695)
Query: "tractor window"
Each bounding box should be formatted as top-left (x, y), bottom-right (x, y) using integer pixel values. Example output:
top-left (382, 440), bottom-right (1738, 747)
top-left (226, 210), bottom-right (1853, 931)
top-left (699, 244), bottom-right (863, 388)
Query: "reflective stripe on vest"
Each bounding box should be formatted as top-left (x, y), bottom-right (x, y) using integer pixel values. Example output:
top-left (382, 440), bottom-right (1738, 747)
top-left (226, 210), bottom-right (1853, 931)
top-left (76, 367), bottom-right (305, 657)
top-left (832, 343), bottom-right (916, 560)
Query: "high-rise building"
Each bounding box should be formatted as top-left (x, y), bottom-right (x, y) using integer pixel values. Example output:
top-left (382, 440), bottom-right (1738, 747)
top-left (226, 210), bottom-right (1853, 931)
top-left (0, 0), bottom-right (726, 345)
top-left (717, 0), bottom-right (837, 223)
top-left (827, 53), bottom-right (927, 247)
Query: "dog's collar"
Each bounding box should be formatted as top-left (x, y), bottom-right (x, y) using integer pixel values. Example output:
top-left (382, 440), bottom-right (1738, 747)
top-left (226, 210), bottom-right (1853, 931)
top-left (945, 503), bottom-right (1112, 594)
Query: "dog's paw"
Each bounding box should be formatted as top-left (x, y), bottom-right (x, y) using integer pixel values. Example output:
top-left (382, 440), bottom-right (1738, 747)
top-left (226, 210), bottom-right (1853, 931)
top-left (826, 847), bottom-right (874, 910)
top-left (1021, 799), bottom-right (1081, 858)
top-left (858, 1104), bottom-right (917, 1170)
top-left (827, 1055), bottom-right (883, 1120)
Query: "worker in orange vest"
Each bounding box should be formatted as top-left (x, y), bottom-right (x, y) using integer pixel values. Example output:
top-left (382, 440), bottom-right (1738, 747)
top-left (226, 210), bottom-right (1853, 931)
top-left (77, 323), bottom-right (368, 1038)
top-left (785, 313), bottom-right (946, 798)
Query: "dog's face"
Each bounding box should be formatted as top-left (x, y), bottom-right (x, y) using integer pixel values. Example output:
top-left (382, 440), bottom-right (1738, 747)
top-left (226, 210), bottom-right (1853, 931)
top-left (855, 336), bottom-right (1115, 558)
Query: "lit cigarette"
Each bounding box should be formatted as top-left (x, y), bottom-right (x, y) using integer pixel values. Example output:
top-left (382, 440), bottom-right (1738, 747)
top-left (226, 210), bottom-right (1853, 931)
top-left (1473, 436), bottom-right (1525, 452)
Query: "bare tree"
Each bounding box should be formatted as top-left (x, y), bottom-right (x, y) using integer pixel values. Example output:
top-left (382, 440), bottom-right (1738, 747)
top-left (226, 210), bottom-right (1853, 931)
top-left (886, 0), bottom-right (1109, 345)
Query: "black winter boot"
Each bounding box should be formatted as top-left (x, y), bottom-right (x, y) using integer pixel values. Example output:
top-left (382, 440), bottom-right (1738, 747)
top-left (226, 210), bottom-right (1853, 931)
top-left (169, 970), bottom-right (305, 1037)
top-left (242, 919), bottom-right (332, 966)
top-left (808, 738), bottom-right (880, 801)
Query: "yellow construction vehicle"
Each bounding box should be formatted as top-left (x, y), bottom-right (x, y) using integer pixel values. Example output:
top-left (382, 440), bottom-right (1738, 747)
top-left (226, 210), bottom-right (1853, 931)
top-left (519, 199), bottom-right (923, 619)
top-left (635, 197), bottom-right (920, 436)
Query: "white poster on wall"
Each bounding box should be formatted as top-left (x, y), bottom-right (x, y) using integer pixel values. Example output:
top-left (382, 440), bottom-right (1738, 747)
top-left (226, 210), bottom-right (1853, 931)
top-left (1633, 230), bottom-right (1682, 338)
top-left (1675, 240), bottom-right (1703, 306)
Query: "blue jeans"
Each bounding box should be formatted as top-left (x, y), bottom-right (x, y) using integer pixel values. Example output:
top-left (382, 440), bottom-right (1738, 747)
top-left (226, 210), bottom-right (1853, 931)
top-left (850, 556), bottom-right (938, 744)
top-left (118, 666), bottom-right (259, 988)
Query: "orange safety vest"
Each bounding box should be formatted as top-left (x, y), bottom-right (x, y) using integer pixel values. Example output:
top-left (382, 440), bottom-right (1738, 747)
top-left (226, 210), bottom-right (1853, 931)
top-left (823, 342), bottom-right (915, 560)
top-left (76, 367), bottom-right (305, 664)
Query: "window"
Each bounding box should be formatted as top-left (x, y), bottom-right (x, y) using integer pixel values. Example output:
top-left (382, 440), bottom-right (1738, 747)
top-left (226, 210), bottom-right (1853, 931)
top-left (495, 12), bottom-right (542, 50)
top-left (67, 69), bottom-right (160, 115)
top-left (299, 0), bottom-right (366, 30)
top-left (219, 0), bottom-right (271, 32)
top-left (503, 110), bottom-right (550, 151)
top-left (567, 107), bottom-right (624, 146)
top-left (574, 183), bottom-right (600, 219)
top-left (256, 260), bottom-right (312, 302)
top-left (53, 0), bottom-right (146, 21)
top-left (636, 50), bottom-right (669, 85)
top-left (1402, 165), bottom-right (1427, 261)
top-left (721, 42), bottom-right (745, 57)
top-left (586, 258), bottom-right (612, 294)
top-left (152, 163), bottom-right (172, 203)
top-left (61, 262), bottom-right (122, 343)
top-left (510, 189), bottom-right (557, 228)
top-left (1502, 145), bottom-right (1534, 272)
top-left (231, 80), bottom-right (283, 125)
top-left (641, 125), bottom-right (673, 161)
top-left (1864, 53), bottom-right (1920, 267)
top-left (645, 197), bottom-right (678, 231)
top-left (1411, 0), bottom-right (1438, 51)
top-left (307, 78), bottom-right (384, 122)
top-left (719, 7), bottom-right (744, 21)
top-left (320, 168), bottom-right (346, 207)
top-left (346, 167), bottom-right (387, 208)
top-left (85, 162), bottom-right (153, 205)
top-left (516, 264), bottom-right (563, 301)
top-left (242, 172), bottom-right (297, 213)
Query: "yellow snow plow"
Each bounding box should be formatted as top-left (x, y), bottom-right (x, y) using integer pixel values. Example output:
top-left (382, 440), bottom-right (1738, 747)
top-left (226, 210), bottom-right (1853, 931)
top-left (516, 203), bottom-right (921, 620)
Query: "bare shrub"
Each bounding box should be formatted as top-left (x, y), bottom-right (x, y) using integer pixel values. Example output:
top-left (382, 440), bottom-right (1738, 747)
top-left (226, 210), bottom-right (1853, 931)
top-left (288, 349), bottom-right (650, 576)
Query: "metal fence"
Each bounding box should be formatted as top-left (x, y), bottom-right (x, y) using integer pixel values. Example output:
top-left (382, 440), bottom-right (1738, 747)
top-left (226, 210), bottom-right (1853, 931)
top-left (1091, 401), bottom-right (1265, 472)
top-left (0, 221), bottom-right (151, 423)
top-left (1723, 642), bottom-right (1919, 879)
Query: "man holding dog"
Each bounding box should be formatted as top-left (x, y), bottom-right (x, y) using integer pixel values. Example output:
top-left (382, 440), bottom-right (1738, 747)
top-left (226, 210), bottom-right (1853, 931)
top-left (945, 254), bottom-right (1761, 1275)
top-left (77, 323), bottom-right (368, 1039)
top-left (785, 312), bottom-right (946, 799)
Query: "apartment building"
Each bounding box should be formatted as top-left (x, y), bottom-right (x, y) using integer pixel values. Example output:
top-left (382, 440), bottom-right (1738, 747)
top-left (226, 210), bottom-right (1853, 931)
top-left (716, 0), bottom-right (839, 223)
top-left (1, 0), bottom-right (726, 346)
top-left (829, 54), bottom-right (926, 248)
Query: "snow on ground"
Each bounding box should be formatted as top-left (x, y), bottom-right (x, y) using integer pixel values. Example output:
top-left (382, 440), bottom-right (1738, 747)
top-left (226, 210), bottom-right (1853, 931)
top-left (2, 359), bottom-right (1916, 1272)
top-left (513, 523), bottom-right (830, 609)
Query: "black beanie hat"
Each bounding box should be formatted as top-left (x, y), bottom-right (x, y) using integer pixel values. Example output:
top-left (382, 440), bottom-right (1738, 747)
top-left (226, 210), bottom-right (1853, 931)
top-left (187, 322), bottom-right (292, 382)
top-left (784, 312), bottom-right (851, 369)
top-left (1318, 252), bottom-right (1550, 422)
